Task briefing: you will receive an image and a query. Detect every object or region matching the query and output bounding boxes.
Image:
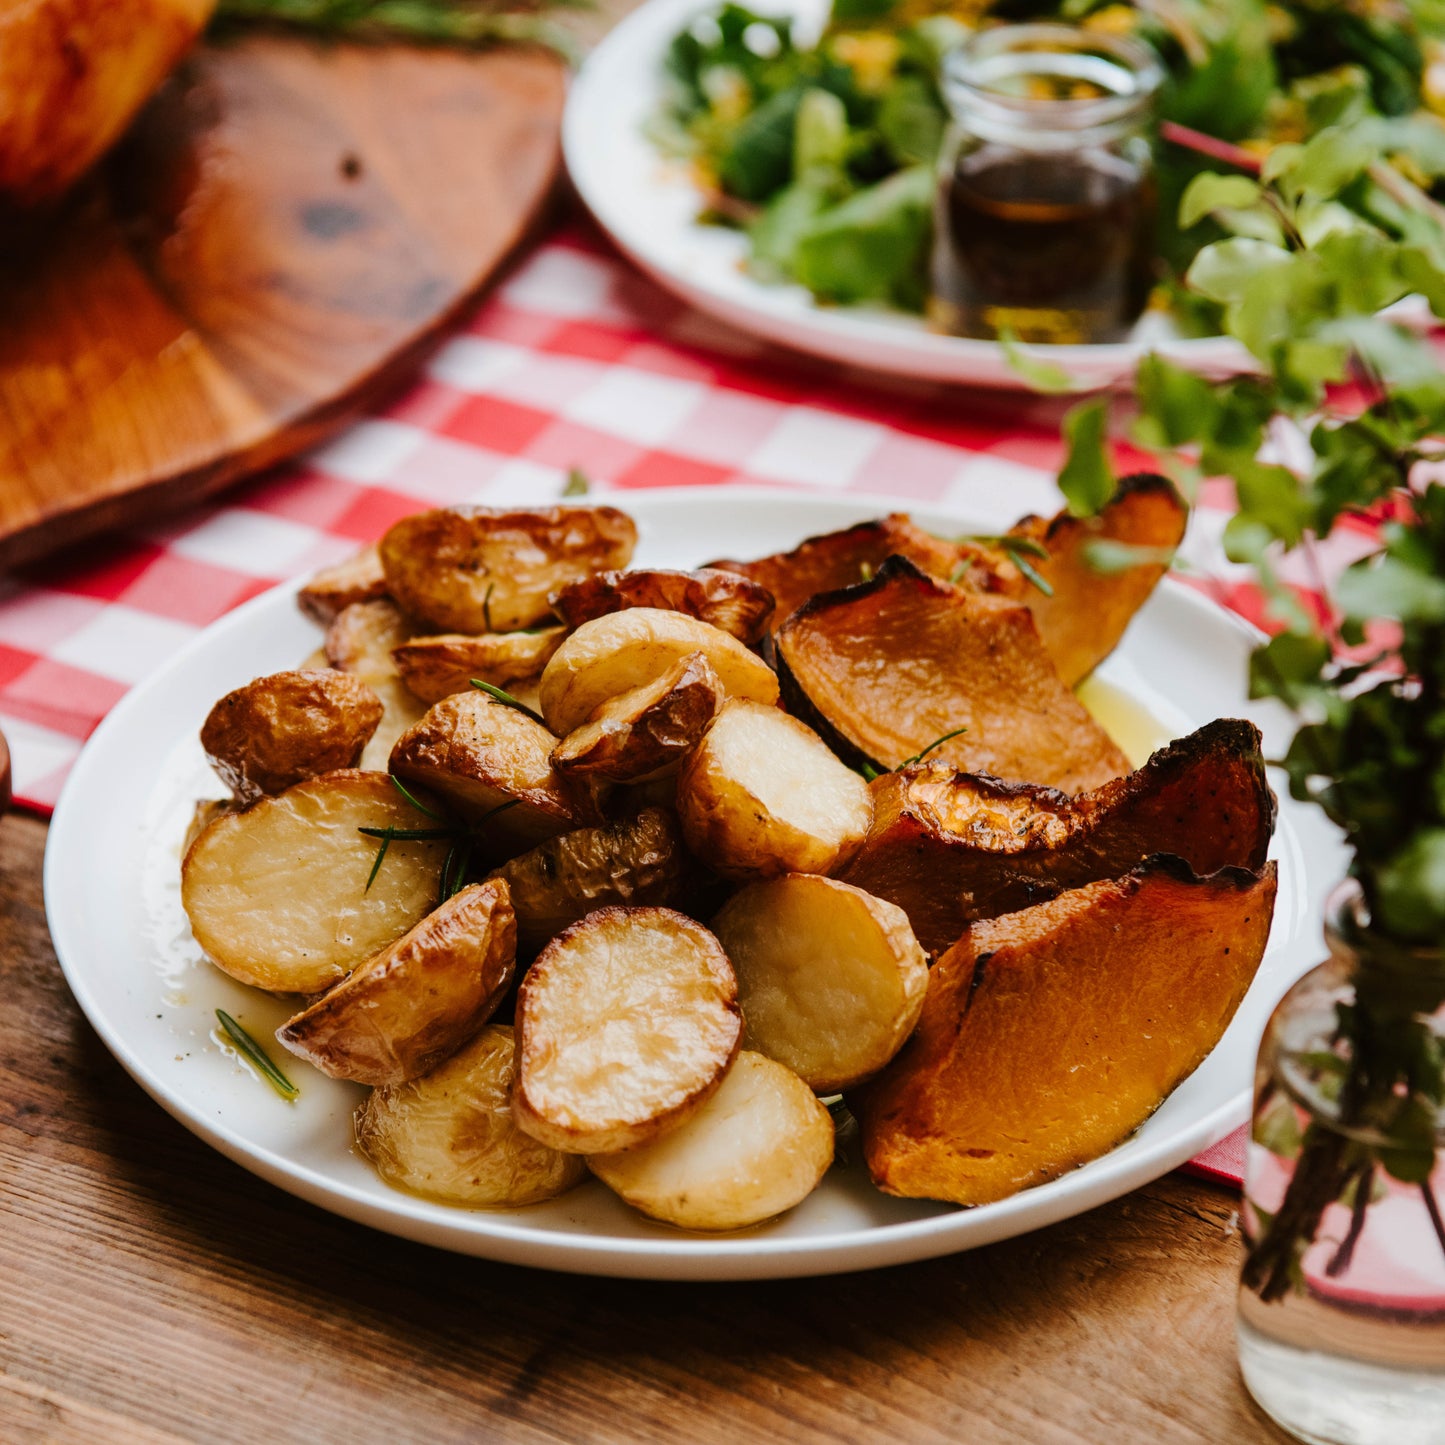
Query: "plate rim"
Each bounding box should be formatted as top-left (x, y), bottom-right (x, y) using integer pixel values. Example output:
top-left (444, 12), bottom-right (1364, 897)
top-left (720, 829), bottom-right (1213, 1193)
top-left (45, 485), bottom-right (1319, 1280)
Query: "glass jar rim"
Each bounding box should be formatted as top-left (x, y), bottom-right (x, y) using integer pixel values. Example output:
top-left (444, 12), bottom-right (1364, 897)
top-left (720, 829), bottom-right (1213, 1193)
top-left (942, 23), bottom-right (1163, 146)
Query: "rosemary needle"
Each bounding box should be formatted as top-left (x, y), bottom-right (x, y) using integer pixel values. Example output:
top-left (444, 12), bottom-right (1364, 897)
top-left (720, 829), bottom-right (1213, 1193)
top-left (470, 678), bottom-right (548, 725)
top-left (216, 1010), bottom-right (299, 1102)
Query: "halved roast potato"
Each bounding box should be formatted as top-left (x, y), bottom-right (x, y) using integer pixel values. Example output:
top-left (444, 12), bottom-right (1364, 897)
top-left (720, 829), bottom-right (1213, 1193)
top-left (775, 555), bottom-right (1129, 793)
top-left (1005, 475), bottom-right (1186, 686)
top-left (851, 855), bottom-right (1278, 1207)
top-left (712, 875), bottom-right (927, 1093)
top-left (277, 879), bottom-right (517, 1085)
top-left (676, 699), bottom-right (873, 881)
top-left (201, 669), bottom-right (383, 806)
top-left (539, 608), bottom-right (779, 738)
top-left (298, 545), bottom-right (389, 625)
top-left (709, 514), bottom-right (1016, 625)
top-left (513, 906), bottom-right (742, 1154)
top-left (181, 770), bottom-right (448, 994)
top-left (392, 628), bottom-right (567, 704)
top-left (838, 718), bottom-right (1276, 955)
top-left (551, 651), bottom-right (724, 784)
top-left (390, 691), bottom-right (589, 850)
top-left (355, 1024), bottom-right (586, 1207)
top-left (379, 505), bottom-right (637, 633)
top-left (550, 568), bottom-right (775, 645)
top-left (488, 807), bottom-right (697, 954)
top-left (588, 1052), bottom-right (833, 1231)
top-left (325, 599), bottom-right (428, 770)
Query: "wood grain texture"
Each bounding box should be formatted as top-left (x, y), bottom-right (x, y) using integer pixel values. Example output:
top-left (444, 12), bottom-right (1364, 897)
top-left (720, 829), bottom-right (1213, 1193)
top-left (0, 35), bottom-right (565, 570)
top-left (0, 804), bottom-right (1290, 1443)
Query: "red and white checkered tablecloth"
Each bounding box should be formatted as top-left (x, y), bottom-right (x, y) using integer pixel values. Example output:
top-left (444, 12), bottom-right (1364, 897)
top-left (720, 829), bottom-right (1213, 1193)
top-left (1, 220), bottom-right (1376, 1187)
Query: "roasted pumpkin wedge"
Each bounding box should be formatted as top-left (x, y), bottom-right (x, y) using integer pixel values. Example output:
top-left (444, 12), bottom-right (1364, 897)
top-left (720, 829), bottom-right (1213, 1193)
top-left (837, 718), bottom-right (1275, 955)
top-left (775, 555), bottom-right (1129, 792)
top-left (851, 855), bottom-right (1278, 1207)
top-left (551, 651), bottom-right (725, 784)
top-left (391, 627), bottom-right (567, 704)
top-left (709, 513), bottom-right (1015, 625)
top-left (201, 669), bottom-right (383, 806)
top-left (487, 807), bottom-right (699, 954)
top-left (379, 505), bottom-right (637, 633)
top-left (550, 568), bottom-right (775, 646)
top-left (1006, 474), bottom-right (1186, 687)
top-left (277, 879), bottom-right (516, 1085)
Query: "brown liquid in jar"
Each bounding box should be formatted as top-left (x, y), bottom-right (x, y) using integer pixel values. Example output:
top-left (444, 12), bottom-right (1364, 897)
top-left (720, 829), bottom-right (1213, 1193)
top-left (930, 147), bottom-right (1157, 345)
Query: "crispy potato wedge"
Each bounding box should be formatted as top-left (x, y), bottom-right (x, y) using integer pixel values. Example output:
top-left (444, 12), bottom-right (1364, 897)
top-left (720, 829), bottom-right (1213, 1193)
top-left (775, 555), bottom-right (1129, 793)
top-left (392, 628), bottom-right (567, 704)
top-left (181, 770), bottom-right (448, 994)
top-left (355, 1024), bottom-right (586, 1207)
top-left (277, 879), bottom-right (517, 1085)
top-left (838, 718), bottom-right (1276, 955)
top-left (1007, 475), bottom-right (1186, 686)
top-left (852, 856), bottom-right (1278, 1206)
top-left (390, 691), bottom-right (589, 848)
top-left (551, 651), bottom-right (724, 784)
top-left (298, 545), bottom-right (389, 625)
top-left (539, 608), bottom-right (779, 738)
top-left (712, 875), bottom-right (927, 1093)
top-left (325, 599), bottom-right (428, 770)
top-left (676, 699), bottom-right (872, 881)
top-left (201, 669), bottom-right (383, 806)
top-left (588, 1052), bottom-right (833, 1231)
top-left (550, 568), bottom-right (775, 645)
top-left (709, 514), bottom-right (1016, 625)
top-left (379, 506), bottom-right (637, 633)
top-left (489, 807), bottom-right (697, 954)
top-left (513, 906), bottom-right (742, 1154)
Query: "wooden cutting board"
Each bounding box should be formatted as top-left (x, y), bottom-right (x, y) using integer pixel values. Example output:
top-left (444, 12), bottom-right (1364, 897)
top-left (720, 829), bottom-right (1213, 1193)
top-left (0, 34), bottom-right (567, 571)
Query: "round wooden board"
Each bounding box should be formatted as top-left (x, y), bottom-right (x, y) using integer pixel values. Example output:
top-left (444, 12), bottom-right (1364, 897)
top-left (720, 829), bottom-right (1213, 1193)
top-left (0, 35), bottom-right (567, 570)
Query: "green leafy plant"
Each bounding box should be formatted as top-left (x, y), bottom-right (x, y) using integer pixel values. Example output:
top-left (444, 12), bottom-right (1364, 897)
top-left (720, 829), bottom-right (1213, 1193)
top-left (1056, 115), bottom-right (1445, 1299)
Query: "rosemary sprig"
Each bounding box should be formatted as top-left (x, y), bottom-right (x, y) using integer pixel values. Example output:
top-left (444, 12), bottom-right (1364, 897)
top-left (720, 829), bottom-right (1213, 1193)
top-left (359, 798), bottom-right (520, 899)
top-left (216, 1010), bottom-right (300, 1102)
top-left (857, 725), bottom-right (970, 783)
top-left (470, 678), bottom-right (548, 725)
top-left (482, 583), bottom-right (495, 635)
top-left (390, 773), bottom-right (443, 819)
top-left (562, 468), bottom-right (591, 497)
top-left (964, 535), bottom-right (1055, 598)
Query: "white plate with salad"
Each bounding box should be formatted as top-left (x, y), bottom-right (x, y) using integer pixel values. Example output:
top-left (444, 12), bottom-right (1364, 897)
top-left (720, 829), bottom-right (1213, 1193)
top-left (45, 486), bottom-right (1345, 1280)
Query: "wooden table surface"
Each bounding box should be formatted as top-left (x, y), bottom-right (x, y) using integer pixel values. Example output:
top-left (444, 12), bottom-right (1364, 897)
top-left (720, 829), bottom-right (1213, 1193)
top-left (0, 807), bottom-right (1288, 1443)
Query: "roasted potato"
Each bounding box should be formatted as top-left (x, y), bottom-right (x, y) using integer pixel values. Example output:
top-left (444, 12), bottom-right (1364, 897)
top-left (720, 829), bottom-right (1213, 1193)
top-left (851, 856), bottom-right (1278, 1206)
top-left (392, 628), bottom-right (567, 704)
top-left (513, 907), bottom-right (742, 1154)
top-left (551, 651), bottom-right (724, 784)
top-left (550, 568), bottom-right (775, 645)
top-left (325, 599), bottom-right (428, 770)
top-left (675, 699), bottom-right (872, 881)
top-left (355, 1024), bottom-right (586, 1207)
top-left (489, 807), bottom-right (698, 954)
top-left (182, 770), bottom-right (448, 994)
top-left (775, 555), bottom-right (1129, 793)
top-left (539, 608), bottom-right (779, 738)
top-left (298, 545), bottom-right (389, 625)
top-left (390, 691), bottom-right (589, 850)
top-left (839, 718), bottom-right (1276, 954)
top-left (200, 669), bottom-right (383, 806)
top-left (277, 880), bottom-right (516, 1085)
top-left (588, 1052), bottom-right (833, 1231)
top-left (379, 506), bottom-right (637, 634)
top-left (183, 797), bottom-right (235, 856)
top-left (711, 875), bottom-right (927, 1093)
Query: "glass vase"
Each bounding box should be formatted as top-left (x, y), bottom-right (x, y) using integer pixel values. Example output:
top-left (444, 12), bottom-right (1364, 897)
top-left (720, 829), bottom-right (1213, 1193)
top-left (1237, 886), bottom-right (1445, 1444)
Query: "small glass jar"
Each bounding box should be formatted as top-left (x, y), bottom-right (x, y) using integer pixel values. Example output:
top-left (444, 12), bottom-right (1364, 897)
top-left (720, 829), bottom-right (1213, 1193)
top-left (1238, 884), bottom-right (1445, 1444)
top-left (929, 24), bottom-right (1162, 345)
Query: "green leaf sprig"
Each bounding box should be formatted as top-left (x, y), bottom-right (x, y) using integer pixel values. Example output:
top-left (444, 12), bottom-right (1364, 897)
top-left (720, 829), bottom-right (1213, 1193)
top-left (216, 1010), bottom-right (300, 1102)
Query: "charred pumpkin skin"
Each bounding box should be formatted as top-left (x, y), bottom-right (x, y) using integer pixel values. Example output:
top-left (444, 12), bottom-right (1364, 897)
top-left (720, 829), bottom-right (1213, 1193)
top-left (836, 718), bottom-right (1276, 955)
top-left (1007, 474), bottom-right (1187, 687)
top-left (850, 855), bottom-right (1278, 1207)
top-left (775, 555), bottom-right (1130, 793)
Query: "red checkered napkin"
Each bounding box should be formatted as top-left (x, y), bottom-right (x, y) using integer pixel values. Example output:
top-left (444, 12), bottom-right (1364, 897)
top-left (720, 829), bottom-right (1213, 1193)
top-left (0, 222), bottom-right (1362, 1185)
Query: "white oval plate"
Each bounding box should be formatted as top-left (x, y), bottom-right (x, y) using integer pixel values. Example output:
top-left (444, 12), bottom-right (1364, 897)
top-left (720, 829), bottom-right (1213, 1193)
top-left (564, 0), bottom-right (1256, 392)
top-left (46, 487), bottom-right (1343, 1280)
